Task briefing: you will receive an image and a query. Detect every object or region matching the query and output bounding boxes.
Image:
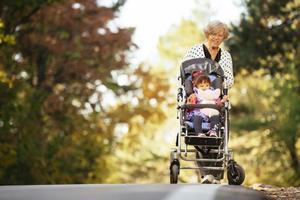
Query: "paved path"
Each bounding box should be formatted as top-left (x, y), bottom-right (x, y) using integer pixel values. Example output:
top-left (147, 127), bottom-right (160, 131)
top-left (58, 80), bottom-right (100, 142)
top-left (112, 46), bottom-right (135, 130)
top-left (0, 184), bottom-right (266, 200)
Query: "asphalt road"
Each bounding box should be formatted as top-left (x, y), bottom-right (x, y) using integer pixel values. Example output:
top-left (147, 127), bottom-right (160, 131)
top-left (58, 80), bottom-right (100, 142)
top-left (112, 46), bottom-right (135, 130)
top-left (0, 184), bottom-right (267, 200)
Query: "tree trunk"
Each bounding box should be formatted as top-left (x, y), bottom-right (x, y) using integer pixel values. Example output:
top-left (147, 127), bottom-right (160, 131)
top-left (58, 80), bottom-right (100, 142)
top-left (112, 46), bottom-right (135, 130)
top-left (288, 143), bottom-right (300, 176)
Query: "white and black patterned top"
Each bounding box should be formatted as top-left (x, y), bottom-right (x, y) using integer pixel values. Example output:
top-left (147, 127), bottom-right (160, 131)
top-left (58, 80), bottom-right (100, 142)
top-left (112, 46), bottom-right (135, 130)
top-left (183, 44), bottom-right (234, 88)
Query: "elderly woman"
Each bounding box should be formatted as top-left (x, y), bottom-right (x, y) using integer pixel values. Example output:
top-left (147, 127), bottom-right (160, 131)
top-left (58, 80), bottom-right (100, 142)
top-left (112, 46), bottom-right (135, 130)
top-left (183, 21), bottom-right (234, 184)
top-left (183, 20), bottom-right (234, 89)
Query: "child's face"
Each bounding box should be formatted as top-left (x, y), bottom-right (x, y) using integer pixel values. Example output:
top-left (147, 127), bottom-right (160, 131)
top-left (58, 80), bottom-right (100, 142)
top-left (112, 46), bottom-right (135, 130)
top-left (196, 81), bottom-right (210, 90)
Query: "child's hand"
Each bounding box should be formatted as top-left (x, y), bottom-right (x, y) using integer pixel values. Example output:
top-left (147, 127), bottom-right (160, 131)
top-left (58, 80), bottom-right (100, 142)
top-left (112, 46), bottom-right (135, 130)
top-left (215, 98), bottom-right (224, 106)
top-left (187, 94), bottom-right (196, 104)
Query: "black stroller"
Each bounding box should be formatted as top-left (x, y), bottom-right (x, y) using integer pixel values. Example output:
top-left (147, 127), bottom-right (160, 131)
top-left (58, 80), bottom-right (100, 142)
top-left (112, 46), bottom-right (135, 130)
top-left (169, 58), bottom-right (245, 184)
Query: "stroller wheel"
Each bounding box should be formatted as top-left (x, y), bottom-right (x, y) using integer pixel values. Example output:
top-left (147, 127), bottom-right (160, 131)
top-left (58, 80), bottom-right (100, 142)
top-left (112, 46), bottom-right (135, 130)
top-left (227, 161), bottom-right (245, 185)
top-left (170, 163), bottom-right (179, 184)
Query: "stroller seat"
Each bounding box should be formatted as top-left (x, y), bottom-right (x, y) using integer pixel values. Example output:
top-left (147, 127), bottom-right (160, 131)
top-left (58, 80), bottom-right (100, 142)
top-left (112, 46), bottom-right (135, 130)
top-left (183, 71), bottom-right (223, 136)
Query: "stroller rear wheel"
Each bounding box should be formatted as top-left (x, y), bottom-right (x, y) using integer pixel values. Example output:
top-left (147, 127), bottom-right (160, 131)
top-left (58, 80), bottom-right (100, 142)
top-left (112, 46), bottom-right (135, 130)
top-left (227, 161), bottom-right (245, 185)
top-left (170, 163), bottom-right (179, 184)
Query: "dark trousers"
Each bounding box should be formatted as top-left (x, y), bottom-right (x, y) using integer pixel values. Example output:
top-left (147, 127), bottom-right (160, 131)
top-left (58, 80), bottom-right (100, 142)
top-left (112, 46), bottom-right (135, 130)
top-left (193, 115), bottom-right (220, 133)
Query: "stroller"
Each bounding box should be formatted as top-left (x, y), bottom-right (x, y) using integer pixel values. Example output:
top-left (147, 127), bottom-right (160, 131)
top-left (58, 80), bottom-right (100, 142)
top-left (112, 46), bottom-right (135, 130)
top-left (169, 58), bottom-right (245, 184)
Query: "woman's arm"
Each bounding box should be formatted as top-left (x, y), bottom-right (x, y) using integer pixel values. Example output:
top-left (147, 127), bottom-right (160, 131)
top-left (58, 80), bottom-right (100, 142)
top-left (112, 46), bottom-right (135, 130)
top-left (221, 51), bottom-right (234, 88)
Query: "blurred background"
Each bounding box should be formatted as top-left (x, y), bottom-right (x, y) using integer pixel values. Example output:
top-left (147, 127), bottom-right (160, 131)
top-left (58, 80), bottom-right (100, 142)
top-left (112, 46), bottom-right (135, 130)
top-left (0, 0), bottom-right (299, 186)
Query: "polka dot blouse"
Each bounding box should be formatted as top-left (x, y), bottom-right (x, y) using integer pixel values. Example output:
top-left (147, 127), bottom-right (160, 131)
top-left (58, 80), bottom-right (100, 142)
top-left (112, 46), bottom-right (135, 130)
top-left (182, 44), bottom-right (234, 88)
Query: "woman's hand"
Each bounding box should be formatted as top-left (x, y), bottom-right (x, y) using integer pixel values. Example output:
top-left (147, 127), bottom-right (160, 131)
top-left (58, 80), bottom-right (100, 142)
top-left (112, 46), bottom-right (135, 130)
top-left (215, 95), bottom-right (229, 107)
top-left (221, 95), bottom-right (229, 103)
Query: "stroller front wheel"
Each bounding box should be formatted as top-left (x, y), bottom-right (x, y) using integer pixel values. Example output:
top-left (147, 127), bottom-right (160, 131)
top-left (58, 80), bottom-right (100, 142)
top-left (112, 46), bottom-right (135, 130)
top-left (170, 163), bottom-right (179, 184)
top-left (227, 161), bottom-right (245, 185)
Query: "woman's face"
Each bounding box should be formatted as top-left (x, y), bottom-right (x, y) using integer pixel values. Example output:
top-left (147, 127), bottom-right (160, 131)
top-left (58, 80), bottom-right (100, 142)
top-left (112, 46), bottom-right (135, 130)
top-left (207, 29), bottom-right (225, 48)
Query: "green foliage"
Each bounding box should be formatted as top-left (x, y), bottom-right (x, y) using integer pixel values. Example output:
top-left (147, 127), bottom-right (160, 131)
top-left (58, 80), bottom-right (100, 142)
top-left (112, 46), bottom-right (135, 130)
top-left (0, 20), bottom-right (15, 45)
top-left (227, 0), bottom-right (300, 75)
top-left (0, 0), bottom-right (174, 185)
top-left (0, 0), bottom-right (135, 184)
top-left (157, 19), bottom-right (203, 65)
top-left (0, 0), bottom-right (62, 35)
top-left (230, 68), bottom-right (300, 186)
top-left (228, 0), bottom-right (300, 186)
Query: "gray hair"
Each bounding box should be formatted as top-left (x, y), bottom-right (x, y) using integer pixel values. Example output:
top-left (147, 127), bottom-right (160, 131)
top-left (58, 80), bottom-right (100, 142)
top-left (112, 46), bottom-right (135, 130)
top-left (204, 20), bottom-right (230, 40)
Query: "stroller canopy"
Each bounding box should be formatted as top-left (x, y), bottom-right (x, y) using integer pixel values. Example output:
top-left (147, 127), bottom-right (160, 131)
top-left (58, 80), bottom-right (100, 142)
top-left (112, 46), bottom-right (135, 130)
top-left (180, 58), bottom-right (224, 83)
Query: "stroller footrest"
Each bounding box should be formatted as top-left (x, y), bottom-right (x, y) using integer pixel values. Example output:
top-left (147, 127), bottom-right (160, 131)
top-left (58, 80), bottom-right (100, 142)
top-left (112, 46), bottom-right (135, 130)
top-left (200, 166), bottom-right (224, 171)
top-left (185, 136), bottom-right (222, 146)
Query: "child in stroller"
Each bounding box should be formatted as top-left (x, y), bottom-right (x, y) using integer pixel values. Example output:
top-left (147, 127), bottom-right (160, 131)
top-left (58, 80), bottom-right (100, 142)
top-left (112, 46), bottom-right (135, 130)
top-left (186, 74), bottom-right (225, 137)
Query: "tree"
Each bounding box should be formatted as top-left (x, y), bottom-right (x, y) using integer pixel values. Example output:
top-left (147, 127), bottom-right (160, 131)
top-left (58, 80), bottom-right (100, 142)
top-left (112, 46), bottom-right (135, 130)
top-left (227, 0), bottom-right (300, 75)
top-left (0, 0), bottom-right (136, 184)
top-left (227, 0), bottom-right (300, 185)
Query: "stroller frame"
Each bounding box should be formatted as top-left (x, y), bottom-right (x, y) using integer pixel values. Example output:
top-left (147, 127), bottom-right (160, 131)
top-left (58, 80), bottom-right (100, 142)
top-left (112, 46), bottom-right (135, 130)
top-left (169, 58), bottom-right (245, 184)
